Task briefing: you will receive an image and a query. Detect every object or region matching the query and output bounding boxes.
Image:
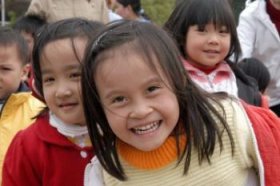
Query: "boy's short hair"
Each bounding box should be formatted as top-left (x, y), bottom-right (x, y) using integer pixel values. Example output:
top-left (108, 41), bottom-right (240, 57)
top-left (13, 14), bottom-right (46, 37)
top-left (0, 27), bottom-right (29, 65)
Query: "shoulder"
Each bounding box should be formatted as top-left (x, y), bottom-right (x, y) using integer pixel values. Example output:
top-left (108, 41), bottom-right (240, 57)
top-left (9, 92), bottom-right (44, 106)
top-left (240, 0), bottom-right (265, 18)
top-left (242, 0), bottom-right (262, 14)
top-left (10, 116), bottom-right (44, 145)
top-left (212, 98), bottom-right (252, 132)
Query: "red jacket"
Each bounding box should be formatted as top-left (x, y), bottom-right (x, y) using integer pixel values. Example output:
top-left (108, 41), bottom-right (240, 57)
top-left (242, 102), bottom-right (280, 186)
top-left (2, 114), bottom-right (94, 186)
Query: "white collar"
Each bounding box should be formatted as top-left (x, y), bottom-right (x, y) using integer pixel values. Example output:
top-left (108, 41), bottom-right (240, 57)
top-left (49, 111), bottom-right (88, 138)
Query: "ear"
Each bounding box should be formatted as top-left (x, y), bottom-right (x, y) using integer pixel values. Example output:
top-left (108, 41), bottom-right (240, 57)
top-left (127, 5), bottom-right (133, 14)
top-left (20, 63), bottom-right (31, 82)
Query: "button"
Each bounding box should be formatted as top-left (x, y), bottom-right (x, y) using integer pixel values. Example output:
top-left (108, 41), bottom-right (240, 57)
top-left (80, 151), bottom-right (88, 158)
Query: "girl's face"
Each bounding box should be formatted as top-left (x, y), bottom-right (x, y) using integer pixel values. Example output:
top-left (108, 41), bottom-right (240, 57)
top-left (41, 38), bottom-right (86, 126)
top-left (95, 50), bottom-right (180, 152)
top-left (185, 23), bottom-right (231, 68)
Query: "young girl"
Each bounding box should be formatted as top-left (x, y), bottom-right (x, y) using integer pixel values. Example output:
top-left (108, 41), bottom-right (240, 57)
top-left (82, 20), bottom-right (263, 185)
top-left (164, 0), bottom-right (261, 107)
top-left (2, 18), bottom-right (104, 185)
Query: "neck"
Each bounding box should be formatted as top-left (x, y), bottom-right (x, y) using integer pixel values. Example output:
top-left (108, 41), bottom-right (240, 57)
top-left (188, 60), bottom-right (220, 74)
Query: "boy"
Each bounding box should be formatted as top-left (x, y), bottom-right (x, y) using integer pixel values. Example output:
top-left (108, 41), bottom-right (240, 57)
top-left (13, 14), bottom-right (46, 85)
top-left (0, 27), bottom-right (44, 184)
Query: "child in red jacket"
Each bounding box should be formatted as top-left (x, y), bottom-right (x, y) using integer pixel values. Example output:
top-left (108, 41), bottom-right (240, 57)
top-left (2, 18), bottom-right (104, 186)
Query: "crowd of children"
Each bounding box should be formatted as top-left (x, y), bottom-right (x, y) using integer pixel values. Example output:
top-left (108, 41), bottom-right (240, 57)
top-left (0, 0), bottom-right (280, 185)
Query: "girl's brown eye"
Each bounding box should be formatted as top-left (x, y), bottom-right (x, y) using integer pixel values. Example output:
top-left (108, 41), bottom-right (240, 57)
top-left (112, 96), bottom-right (125, 103)
top-left (147, 86), bottom-right (160, 93)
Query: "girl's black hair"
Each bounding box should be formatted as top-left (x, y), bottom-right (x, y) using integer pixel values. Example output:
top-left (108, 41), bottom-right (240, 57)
top-left (33, 18), bottom-right (104, 107)
top-left (164, 0), bottom-right (241, 63)
top-left (82, 20), bottom-right (235, 181)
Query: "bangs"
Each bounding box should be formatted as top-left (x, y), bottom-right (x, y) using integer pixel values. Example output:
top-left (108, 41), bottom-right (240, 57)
top-left (186, 0), bottom-right (235, 29)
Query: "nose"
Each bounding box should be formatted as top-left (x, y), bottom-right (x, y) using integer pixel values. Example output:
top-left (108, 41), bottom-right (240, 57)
top-left (129, 100), bottom-right (153, 119)
top-left (208, 33), bottom-right (219, 45)
top-left (55, 83), bottom-right (72, 98)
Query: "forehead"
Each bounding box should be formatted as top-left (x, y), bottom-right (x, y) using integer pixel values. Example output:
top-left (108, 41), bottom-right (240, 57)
top-left (95, 46), bottom-right (167, 87)
top-left (0, 44), bottom-right (23, 65)
top-left (98, 44), bottom-right (161, 72)
top-left (42, 38), bottom-right (86, 61)
top-left (40, 38), bottom-right (86, 70)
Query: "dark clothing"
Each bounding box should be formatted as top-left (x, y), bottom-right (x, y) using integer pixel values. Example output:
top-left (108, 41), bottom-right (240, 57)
top-left (230, 63), bottom-right (262, 107)
top-left (270, 104), bottom-right (280, 117)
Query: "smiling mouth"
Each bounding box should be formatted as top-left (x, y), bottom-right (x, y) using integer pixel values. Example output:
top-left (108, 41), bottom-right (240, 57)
top-left (204, 50), bottom-right (219, 54)
top-left (131, 121), bottom-right (161, 135)
top-left (59, 103), bottom-right (77, 108)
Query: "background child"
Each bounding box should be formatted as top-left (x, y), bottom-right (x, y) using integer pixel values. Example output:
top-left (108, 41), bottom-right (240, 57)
top-left (237, 0), bottom-right (280, 116)
top-left (82, 20), bottom-right (263, 185)
top-left (238, 57), bottom-right (271, 108)
top-left (14, 14), bottom-right (46, 65)
top-left (0, 27), bottom-right (44, 184)
top-left (115, 0), bottom-right (150, 22)
top-left (238, 57), bottom-right (270, 94)
top-left (164, 0), bottom-right (261, 107)
top-left (2, 18), bottom-right (104, 186)
top-left (13, 14), bottom-right (46, 100)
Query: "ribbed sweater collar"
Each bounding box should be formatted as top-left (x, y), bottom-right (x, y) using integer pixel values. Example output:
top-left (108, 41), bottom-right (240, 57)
top-left (117, 135), bottom-right (186, 170)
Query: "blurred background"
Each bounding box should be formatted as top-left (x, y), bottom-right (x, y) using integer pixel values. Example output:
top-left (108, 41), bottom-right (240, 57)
top-left (0, 0), bottom-right (245, 26)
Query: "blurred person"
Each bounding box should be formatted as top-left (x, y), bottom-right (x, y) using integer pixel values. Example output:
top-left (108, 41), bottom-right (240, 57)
top-left (26, 0), bottom-right (109, 23)
top-left (0, 27), bottom-right (44, 184)
top-left (13, 14), bottom-right (46, 86)
top-left (115, 0), bottom-right (150, 22)
top-left (106, 0), bottom-right (122, 22)
top-left (238, 57), bottom-right (270, 94)
top-left (238, 57), bottom-right (271, 108)
top-left (237, 0), bottom-right (280, 116)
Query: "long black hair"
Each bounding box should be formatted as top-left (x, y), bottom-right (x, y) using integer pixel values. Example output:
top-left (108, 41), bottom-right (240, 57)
top-left (82, 20), bottom-right (235, 180)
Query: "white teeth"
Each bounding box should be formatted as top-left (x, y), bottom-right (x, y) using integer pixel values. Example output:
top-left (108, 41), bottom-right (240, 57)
top-left (133, 122), bottom-right (160, 135)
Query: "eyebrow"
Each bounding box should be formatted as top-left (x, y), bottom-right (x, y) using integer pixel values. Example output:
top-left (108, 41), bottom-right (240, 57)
top-left (41, 64), bottom-right (81, 75)
top-left (103, 76), bottom-right (163, 100)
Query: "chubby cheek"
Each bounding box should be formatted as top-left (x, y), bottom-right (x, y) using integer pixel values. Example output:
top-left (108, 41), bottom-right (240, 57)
top-left (105, 110), bottom-right (127, 135)
top-left (166, 98), bottom-right (180, 129)
top-left (42, 87), bottom-right (53, 106)
top-left (222, 41), bottom-right (231, 56)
